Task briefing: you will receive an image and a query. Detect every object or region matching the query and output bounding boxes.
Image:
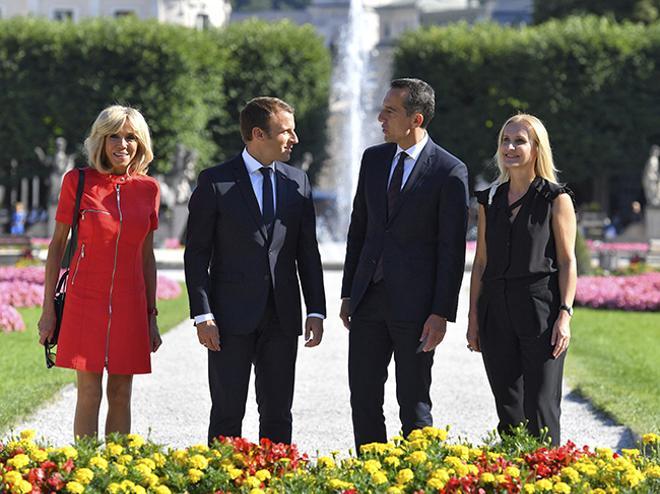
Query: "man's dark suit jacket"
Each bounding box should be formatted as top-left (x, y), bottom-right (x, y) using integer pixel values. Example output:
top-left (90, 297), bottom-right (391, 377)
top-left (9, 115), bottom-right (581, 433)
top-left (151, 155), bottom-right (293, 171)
top-left (184, 154), bottom-right (326, 334)
top-left (341, 138), bottom-right (469, 324)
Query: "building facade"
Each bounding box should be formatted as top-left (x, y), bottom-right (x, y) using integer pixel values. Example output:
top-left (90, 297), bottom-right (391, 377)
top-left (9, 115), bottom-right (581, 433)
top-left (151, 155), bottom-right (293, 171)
top-left (0, 0), bottom-right (231, 28)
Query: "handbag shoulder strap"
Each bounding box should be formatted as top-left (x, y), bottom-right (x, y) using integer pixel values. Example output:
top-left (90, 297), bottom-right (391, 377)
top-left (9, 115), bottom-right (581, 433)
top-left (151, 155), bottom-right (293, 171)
top-left (61, 168), bottom-right (85, 269)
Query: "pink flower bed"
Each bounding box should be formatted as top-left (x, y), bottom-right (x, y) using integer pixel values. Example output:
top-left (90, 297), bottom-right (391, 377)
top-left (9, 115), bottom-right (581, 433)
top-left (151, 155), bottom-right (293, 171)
top-left (576, 272), bottom-right (660, 311)
top-left (586, 240), bottom-right (649, 253)
top-left (0, 281), bottom-right (44, 308)
top-left (0, 304), bottom-right (26, 332)
top-left (0, 267), bottom-right (183, 332)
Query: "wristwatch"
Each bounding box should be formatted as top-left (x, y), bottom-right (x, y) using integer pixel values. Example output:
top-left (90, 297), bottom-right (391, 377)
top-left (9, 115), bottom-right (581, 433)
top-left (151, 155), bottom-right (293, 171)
top-left (559, 304), bottom-right (573, 317)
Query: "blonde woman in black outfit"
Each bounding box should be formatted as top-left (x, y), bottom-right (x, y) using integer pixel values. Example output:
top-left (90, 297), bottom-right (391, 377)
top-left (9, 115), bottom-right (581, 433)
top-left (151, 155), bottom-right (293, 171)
top-left (467, 114), bottom-right (577, 446)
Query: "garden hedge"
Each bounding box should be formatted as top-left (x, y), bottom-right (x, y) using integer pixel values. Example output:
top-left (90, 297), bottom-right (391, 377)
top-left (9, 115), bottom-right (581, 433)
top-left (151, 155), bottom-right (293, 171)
top-left (0, 18), bottom-right (330, 181)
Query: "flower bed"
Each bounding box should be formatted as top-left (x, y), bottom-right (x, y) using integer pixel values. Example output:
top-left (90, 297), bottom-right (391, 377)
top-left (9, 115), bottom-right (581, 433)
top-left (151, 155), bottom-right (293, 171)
top-left (1, 429), bottom-right (658, 493)
top-left (0, 267), bottom-right (182, 332)
top-left (585, 241), bottom-right (649, 254)
top-left (576, 273), bottom-right (660, 311)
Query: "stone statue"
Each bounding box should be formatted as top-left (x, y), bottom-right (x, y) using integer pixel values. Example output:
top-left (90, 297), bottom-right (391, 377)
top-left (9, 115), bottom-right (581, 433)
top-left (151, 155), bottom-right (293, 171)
top-left (167, 143), bottom-right (198, 206)
top-left (643, 145), bottom-right (660, 207)
top-left (35, 137), bottom-right (76, 205)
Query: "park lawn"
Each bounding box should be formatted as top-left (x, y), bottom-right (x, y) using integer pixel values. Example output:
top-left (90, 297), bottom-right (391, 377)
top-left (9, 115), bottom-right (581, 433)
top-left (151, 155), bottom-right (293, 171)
top-left (0, 283), bottom-right (189, 434)
top-left (566, 308), bottom-right (660, 435)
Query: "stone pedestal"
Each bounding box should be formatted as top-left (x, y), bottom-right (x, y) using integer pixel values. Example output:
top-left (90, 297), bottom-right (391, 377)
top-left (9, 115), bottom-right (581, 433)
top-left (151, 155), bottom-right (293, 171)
top-left (646, 208), bottom-right (660, 267)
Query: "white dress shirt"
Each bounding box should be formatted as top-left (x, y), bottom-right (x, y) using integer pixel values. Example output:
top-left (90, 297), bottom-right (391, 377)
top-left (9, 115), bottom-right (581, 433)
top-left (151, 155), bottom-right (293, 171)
top-left (194, 148), bottom-right (324, 325)
top-left (388, 131), bottom-right (429, 189)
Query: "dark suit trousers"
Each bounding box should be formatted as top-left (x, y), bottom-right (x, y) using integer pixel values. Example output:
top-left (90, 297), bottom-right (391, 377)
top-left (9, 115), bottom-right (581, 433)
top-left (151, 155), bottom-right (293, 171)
top-left (349, 281), bottom-right (434, 452)
top-left (478, 281), bottom-right (565, 446)
top-left (207, 290), bottom-right (298, 445)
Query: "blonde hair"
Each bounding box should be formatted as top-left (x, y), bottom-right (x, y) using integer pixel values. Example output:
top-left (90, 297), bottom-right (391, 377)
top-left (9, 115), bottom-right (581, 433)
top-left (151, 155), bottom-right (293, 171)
top-left (84, 105), bottom-right (153, 175)
top-left (494, 113), bottom-right (557, 184)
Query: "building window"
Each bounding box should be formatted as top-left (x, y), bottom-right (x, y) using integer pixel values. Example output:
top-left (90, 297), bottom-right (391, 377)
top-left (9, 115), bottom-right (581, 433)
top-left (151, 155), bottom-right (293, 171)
top-left (115, 10), bottom-right (136, 17)
top-left (53, 9), bottom-right (74, 21)
top-left (196, 14), bottom-right (210, 30)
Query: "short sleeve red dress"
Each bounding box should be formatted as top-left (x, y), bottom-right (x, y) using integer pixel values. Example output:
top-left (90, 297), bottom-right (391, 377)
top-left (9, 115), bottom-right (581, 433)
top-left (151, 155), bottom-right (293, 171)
top-left (54, 167), bottom-right (160, 374)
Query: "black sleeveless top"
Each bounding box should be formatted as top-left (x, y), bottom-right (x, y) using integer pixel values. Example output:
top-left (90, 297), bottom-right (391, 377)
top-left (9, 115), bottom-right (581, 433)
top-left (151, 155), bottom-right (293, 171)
top-left (475, 176), bottom-right (573, 283)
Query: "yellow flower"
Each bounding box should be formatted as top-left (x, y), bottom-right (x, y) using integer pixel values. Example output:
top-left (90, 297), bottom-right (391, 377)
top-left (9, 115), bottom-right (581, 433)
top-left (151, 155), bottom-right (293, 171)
top-left (427, 477), bottom-right (446, 489)
top-left (137, 458), bottom-right (156, 470)
top-left (327, 479), bottom-right (353, 490)
top-left (255, 469), bottom-right (271, 481)
top-left (134, 463), bottom-right (153, 478)
top-left (642, 433), bottom-right (659, 445)
top-left (30, 449), bottom-right (48, 463)
top-left (114, 463), bottom-right (127, 475)
top-left (445, 456), bottom-right (463, 469)
top-left (317, 456), bottom-right (336, 468)
top-left (363, 459), bottom-right (382, 474)
top-left (430, 468), bottom-right (450, 483)
top-left (8, 453), bottom-right (31, 470)
top-left (386, 487), bottom-right (403, 494)
top-left (595, 447), bottom-right (614, 459)
top-left (59, 445), bottom-right (78, 459)
top-left (117, 454), bottom-right (133, 465)
top-left (152, 452), bottom-right (166, 467)
top-left (127, 433), bottom-right (145, 449)
top-left (360, 442), bottom-right (390, 455)
top-left (448, 444), bottom-right (470, 460)
top-left (467, 464), bottom-right (479, 476)
top-left (154, 487), bottom-right (171, 494)
top-left (11, 480), bottom-right (33, 494)
top-left (408, 429), bottom-right (424, 441)
top-left (396, 468), bottom-right (414, 484)
top-left (480, 472), bottom-right (496, 483)
top-left (407, 450), bottom-right (427, 465)
top-left (523, 485), bottom-right (536, 493)
top-left (553, 482), bottom-right (571, 493)
top-left (645, 465), bottom-right (660, 478)
top-left (188, 468), bottom-right (204, 484)
top-left (623, 469), bottom-right (644, 487)
top-left (535, 478), bottom-right (553, 491)
top-left (106, 442), bottom-right (124, 457)
top-left (73, 468), bottom-right (94, 485)
top-left (19, 430), bottom-right (36, 441)
top-left (250, 489), bottom-right (265, 494)
top-left (65, 481), bottom-right (85, 494)
top-left (495, 474), bottom-right (507, 484)
top-left (372, 472), bottom-right (389, 484)
top-left (225, 466), bottom-right (243, 479)
top-left (4, 471), bottom-right (23, 485)
top-left (107, 483), bottom-right (121, 494)
top-left (505, 466), bottom-right (521, 478)
top-left (384, 456), bottom-right (401, 468)
top-left (146, 473), bottom-right (160, 488)
top-left (621, 448), bottom-right (640, 457)
top-left (133, 485), bottom-right (146, 494)
top-left (188, 454), bottom-right (209, 470)
top-left (561, 466), bottom-right (580, 483)
top-left (422, 426), bottom-right (448, 441)
top-left (469, 448), bottom-right (484, 459)
top-left (244, 476), bottom-right (261, 488)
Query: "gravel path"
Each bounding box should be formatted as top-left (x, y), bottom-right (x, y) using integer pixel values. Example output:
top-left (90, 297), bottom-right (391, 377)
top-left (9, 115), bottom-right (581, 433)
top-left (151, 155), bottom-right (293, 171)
top-left (15, 270), bottom-right (635, 455)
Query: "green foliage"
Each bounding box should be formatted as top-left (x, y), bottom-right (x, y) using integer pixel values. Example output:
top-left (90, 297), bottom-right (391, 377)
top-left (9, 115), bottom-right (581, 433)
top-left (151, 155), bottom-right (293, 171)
top-left (534, 0), bottom-right (660, 24)
top-left (0, 18), bottom-right (331, 179)
top-left (393, 17), bottom-right (660, 188)
top-left (0, 284), bottom-right (187, 434)
top-left (0, 17), bottom-right (224, 177)
top-left (567, 308), bottom-right (660, 435)
top-left (210, 20), bottom-right (331, 177)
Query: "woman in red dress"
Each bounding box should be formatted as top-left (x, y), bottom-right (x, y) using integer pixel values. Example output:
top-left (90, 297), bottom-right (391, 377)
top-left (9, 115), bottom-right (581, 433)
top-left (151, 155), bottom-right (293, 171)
top-left (38, 105), bottom-right (162, 438)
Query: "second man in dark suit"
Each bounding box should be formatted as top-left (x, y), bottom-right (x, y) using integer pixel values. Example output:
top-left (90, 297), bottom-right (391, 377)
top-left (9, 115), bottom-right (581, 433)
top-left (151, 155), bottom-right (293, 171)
top-left (184, 97), bottom-right (326, 445)
top-left (340, 78), bottom-right (469, 451)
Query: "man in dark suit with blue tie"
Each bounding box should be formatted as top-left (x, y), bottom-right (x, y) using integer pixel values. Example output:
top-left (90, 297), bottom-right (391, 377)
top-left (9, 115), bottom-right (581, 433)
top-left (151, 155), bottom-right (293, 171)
top-left (184, 97), bottom-right (326, 445)
top-left (340, 78), bottom-right (469, 451)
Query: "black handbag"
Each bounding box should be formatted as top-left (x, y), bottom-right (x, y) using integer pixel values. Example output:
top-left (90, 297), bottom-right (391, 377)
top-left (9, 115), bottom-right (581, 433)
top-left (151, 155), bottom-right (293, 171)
top-left (46, 168), bottom-right (85, 368)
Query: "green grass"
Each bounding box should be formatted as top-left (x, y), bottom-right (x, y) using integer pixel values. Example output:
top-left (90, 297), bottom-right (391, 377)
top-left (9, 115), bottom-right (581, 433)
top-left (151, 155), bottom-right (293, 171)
top-left (566, 308), bottom-right (660, 435)
top-left (0, 283), bottom-right (189, 434)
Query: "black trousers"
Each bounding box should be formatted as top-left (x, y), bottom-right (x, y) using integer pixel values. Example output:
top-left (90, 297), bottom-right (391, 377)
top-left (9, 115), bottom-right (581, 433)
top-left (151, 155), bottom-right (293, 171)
top-left (349, 281), bottom-right (434, 452)
top-left (478, 276), bottom-right (565, 446)
top-left (207, 291), bottom-right (298, 445)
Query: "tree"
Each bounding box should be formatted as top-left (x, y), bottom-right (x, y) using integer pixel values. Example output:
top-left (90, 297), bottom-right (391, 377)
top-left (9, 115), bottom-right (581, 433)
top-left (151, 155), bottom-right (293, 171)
top-left (534, 0), bottom-right (660, 24)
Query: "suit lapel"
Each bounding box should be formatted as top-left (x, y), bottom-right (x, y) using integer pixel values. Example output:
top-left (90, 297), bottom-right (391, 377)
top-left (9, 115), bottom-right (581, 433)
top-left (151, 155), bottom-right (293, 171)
top-left (232, 157), bottom-right (268, 242)
top-left (387, 139), bottom-right (435, 225)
